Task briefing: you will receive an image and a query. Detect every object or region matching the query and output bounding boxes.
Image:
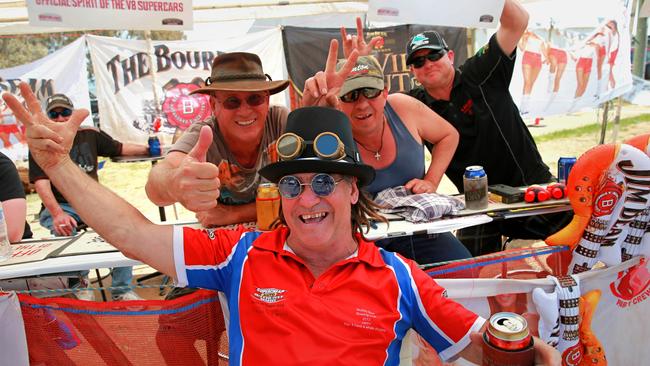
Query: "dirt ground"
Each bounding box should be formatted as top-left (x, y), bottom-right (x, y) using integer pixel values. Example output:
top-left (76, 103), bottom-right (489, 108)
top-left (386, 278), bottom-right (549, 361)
top-left (19, 108), bottom-right (650, 300)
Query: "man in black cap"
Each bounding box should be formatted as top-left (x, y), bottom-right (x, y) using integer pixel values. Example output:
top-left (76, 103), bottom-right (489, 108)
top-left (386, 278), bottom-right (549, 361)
top-left (29, 93), bottom-right (148, 301)
top-left (145, 52), bottom-right (290, 227)
top-left (405, 0), bottom-right (571, 255)
top-left (4, 83), bottom-right (560, 364)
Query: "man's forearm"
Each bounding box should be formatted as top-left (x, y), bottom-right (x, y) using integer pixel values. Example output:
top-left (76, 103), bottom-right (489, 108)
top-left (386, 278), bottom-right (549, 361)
top-left (35, 180), bottom-right (64, 216)
top-left (48, 159), bottom-right (176, 276)
top-left (121, 143), bottom-right (148, 156)
top-left (145, 161), bottom-right (179, 206)
top-left (424, 136), bottom-right (457, 190)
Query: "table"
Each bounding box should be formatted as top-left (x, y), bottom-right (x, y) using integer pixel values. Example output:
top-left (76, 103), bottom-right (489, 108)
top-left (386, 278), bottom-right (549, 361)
top-left (0, 197), bottom-right (572, 281)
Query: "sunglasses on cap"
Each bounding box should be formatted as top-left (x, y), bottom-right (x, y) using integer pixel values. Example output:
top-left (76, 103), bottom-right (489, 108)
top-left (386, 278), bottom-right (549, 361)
top-left (340, 88), bottom-right (383, 103)
top-left (278, 173), bottom-right (344, 199)
top-left (276, 131), bottom-right (348, 161)
top-left (409, 51), bottom-right (446, 69)
top-left (47, 108), bottom-right (73, 119)
top-left (217, 93), bottom-right (267, 110)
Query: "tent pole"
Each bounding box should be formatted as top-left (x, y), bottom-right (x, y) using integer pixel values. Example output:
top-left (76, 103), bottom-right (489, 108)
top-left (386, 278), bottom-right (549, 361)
top-left (598, 101), bottom-right (610, 145)
top-left (144, 30), bottom-right (162, 131)
top-left (611, 96), bottom-right (623, 143)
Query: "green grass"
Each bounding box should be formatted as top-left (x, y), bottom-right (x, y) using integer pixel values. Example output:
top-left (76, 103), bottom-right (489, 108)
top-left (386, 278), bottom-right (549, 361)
top-left (535, 113), bottom-right (650, 143)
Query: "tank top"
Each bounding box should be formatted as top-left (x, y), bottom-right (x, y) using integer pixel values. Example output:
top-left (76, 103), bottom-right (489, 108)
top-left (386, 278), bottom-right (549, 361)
top-left (364, 103), bottom-right (425, 196)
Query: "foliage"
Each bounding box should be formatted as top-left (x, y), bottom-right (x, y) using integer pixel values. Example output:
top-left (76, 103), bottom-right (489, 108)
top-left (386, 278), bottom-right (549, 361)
top-left (535, 113), bottom-right (650, 143)
top-left (0, 30), bottom-right (183, 69)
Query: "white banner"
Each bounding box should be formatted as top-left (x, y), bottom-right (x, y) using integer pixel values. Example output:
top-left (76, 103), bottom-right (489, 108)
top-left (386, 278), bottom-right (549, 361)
top-left (368, 0), bottom-right (505, 29)
top-left (0, 37), bottom-right (90, 161)
top-left (87, 28), bottom-right (287, 144)
top-left (510, 0), bottom-right (633, 118)
top-left (25, 0), bottom-right (192, 31)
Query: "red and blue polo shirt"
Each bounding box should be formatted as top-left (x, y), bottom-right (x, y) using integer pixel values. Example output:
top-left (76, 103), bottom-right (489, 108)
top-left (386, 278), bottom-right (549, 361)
top-left (173, 226), bottom-right (484, 365)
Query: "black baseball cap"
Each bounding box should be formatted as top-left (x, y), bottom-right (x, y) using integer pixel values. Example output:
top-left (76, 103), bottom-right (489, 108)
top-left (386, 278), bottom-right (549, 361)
top-left (406, 31), bottom-right (449, 65)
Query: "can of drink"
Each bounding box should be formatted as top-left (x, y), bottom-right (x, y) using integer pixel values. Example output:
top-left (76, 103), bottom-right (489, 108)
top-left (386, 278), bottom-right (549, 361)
top-left (148, 135), bottom-right (161, 157)
top-left (558, 157), bottom-right (576, 184)
top-left (463, 166), bottom-right (488, 210)
top-left (256, 183), bottom-right (281, 231)
top-left (482, 312), bottom-right (535, 366)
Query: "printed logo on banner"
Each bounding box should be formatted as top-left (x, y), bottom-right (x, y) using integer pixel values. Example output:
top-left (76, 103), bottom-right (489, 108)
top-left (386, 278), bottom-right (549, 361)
top-left (562, 343), bottom-right (582, 366)
top-left (593, 177), bottom-right (623, 217)
top-left (161, 78), bottom-right (211, 130)
top-left (610, 259), bottom-right (650, 308)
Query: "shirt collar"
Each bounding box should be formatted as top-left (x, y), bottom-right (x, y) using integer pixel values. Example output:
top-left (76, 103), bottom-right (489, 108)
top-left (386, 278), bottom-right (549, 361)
top-left (253, 227), bottom-right (385, 268)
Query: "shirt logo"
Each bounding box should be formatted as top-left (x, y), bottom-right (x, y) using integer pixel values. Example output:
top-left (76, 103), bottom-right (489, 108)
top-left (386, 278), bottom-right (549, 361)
top-left (253, 288), bottom-right (287, 304)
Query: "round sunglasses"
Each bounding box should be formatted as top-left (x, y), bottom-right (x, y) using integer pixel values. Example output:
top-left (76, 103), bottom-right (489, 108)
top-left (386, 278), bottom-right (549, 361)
top-left (47, 108), bottom-right (73, 119)
top-left (278, 173), bottom-right (344, 199)
top-left (217, 94), bottom-right (267, 110)
top-left (340, 88), bottom-right (383, 103)
top-left (409, 51), bottom-right (446, 69)
top-left (277, 132), bottom-right (346, 161)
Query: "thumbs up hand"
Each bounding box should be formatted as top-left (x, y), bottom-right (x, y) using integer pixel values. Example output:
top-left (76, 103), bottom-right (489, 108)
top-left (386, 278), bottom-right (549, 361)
top-left (172, 125), bottom-right (221, 211)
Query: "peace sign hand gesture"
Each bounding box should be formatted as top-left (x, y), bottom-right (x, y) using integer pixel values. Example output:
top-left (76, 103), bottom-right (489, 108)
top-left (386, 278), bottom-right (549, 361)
top-left (301, 39), bottom-right (359, 108)
top-left (340, 17), bottom-right (383, 58)
top-left (2, 82), bottom-right (87, 171)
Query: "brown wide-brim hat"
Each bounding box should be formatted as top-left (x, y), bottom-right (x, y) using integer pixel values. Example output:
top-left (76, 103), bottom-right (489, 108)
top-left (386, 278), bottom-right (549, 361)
top-left (190, 52), bottom-right (289, 96)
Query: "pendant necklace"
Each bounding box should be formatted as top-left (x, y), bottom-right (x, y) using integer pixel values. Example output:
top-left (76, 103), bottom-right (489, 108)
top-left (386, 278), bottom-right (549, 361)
top-left (355, 116), bottom-right (386, 161)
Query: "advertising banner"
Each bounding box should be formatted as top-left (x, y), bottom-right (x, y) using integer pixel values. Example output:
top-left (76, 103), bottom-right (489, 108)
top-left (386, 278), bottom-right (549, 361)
top-left (88, 28), bottom-right (286, 143)
top-left (511, 0), bottom-right (633, 118)
top-left (25, 0), bottom-right (193, 30)
top-left (368, 0), bottom-right (505, 29)
top-left (0, 37), bottom-right (90, 161)
top-left (282, 25), bottom-right (467, 107)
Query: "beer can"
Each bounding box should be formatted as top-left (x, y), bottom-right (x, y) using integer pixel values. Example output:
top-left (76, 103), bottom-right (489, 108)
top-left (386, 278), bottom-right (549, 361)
top-left (256, 183), bottom-right (281, 231)
top-left (557, 157), bottom-right (576, 184)
top-left (148, 135), bottom-right (161, 157)
top-left (463, 166), bottom-right (488, 210)
top-left (482, 312), bottom-right (534, 366)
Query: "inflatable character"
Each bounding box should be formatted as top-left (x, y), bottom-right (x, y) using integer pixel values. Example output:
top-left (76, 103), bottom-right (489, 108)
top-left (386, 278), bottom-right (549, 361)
top-left (546, 142), bottom-right (650, 274)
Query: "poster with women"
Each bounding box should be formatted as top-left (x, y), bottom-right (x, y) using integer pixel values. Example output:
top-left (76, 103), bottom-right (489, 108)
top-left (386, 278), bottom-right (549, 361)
top-left (511, 0), bottom-right (633, 118)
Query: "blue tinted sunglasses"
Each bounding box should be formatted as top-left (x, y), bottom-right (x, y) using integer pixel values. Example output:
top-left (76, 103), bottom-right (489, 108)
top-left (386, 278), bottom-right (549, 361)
top-left (278, 173), bottom-right (344, 199)
top-left (47, 108), bottom-right (73, 119)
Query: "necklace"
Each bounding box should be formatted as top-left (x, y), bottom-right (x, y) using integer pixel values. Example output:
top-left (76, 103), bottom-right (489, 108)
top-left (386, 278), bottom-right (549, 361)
top-left (355, 116), bottom-right (386, 161)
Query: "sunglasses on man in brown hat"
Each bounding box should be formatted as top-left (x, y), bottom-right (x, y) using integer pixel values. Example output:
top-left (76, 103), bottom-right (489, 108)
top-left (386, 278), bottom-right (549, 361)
top-left (190, 52), bottom-right (289, 96)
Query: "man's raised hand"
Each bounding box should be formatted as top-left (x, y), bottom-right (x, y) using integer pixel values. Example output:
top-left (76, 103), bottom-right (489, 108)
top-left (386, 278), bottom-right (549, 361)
top-left (2, 82), bottom-right (87, 171)
top-left (172, 125), bottom-right (221, 212)
top-left (340, 17), bottom-right (383, 57)
top-left (302, 39), bottom-right (359, 108)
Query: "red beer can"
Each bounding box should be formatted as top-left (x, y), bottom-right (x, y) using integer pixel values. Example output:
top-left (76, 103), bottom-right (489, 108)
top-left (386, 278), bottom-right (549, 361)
top-left (482, 312), bottom-right (535, 366)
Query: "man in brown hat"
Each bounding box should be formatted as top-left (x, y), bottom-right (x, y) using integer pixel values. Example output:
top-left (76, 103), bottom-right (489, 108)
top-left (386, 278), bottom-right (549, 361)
top-left (145, 52), bottom-right (290, 227)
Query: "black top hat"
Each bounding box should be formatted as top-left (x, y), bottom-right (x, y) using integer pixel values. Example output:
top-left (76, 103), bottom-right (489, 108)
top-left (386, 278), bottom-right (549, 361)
top-left (259, 107), bottom-right (375, 186)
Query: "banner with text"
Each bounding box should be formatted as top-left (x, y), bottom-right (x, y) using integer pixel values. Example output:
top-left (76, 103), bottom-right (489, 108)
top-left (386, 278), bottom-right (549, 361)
top-left (0, 37), bottom-right (90, 161)
top-left (282, 25), bottom-right (467, 108)
top-left (26, 0), bottom-right (192, 30)
top-left (368, 0), bottom-right (505, 29)
top-left (87, 28), bottom-right (287, 144)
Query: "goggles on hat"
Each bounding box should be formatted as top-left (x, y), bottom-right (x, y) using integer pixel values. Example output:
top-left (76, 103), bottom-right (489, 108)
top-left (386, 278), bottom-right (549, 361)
top-left (278, 173), bottom-right (344, 199)
top-left (340, 88), bottom-right (382, 103)
top-left (217, 93), bottom-right (267, 110)
top-left (409, 50), bottom-right (446, 68)
top-left (276, 131), bottom-right (347, 161)
top-left (47, 108), bottom-right (73, 119)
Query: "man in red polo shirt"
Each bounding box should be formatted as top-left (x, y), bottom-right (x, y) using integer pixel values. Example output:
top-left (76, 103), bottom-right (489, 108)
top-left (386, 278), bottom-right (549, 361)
top-left (5, 83), bottom-right (558, 365)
